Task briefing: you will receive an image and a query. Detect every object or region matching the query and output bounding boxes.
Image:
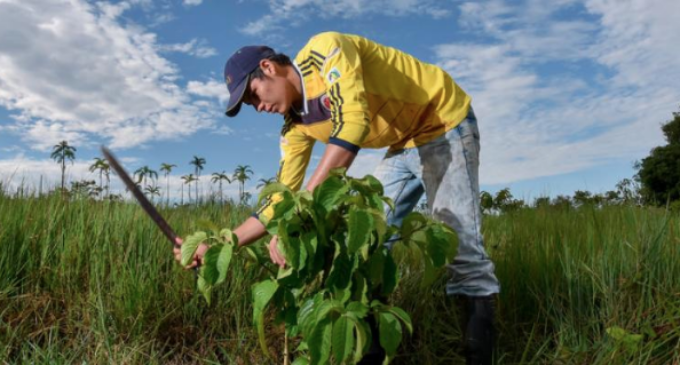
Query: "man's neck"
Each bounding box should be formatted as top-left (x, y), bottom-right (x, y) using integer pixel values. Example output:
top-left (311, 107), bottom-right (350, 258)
top-left (288, 65), bottom-right (304, 113)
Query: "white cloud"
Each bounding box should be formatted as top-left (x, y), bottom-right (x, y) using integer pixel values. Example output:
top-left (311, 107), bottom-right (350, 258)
top-left (0, 0), bottom-right (218, 151)
top-left (183, 0), bottom-right (203, 6)
top-left (239, 0), bottom-right (451, 37)
top-left (431, 0), bottom-right (679, 185)
top-left (158, 38), bottom-right (217, 58)
top-left (210, 125), bottom-right (234, 136)
top-left (187, 79), bottom-right (228, 103)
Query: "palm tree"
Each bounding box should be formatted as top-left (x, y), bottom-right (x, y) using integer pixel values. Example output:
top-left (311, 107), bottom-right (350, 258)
top-left (233, 165), bottom-right (254, 203)
top-left (256, 177), bottom-right (276, 189)
top-left (242, 191), bottom-right (252, 205)
top-left (144, 185), bottom-right (161, 203)
top-left (134, 166), bottom-right (158, 190)
top-left (189, 156), bottom-right (206, 204)
top-left (211, 171), bottom-right (231, 205)
top-left (160, 163), bottom-right (177, 206)
top-left (88, 157), bottom-right (109, 198)
top-left (181, 174), bottom-right (196, 205)
top-left (50, 140), bottom-right (77, 192)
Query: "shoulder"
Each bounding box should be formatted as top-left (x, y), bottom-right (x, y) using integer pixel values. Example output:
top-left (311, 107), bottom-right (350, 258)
top-left (296, 32), bottom-right (350, 59)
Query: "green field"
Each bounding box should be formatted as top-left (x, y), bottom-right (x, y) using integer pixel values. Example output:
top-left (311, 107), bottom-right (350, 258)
top-left (1, 192), bottom-right (678, 364)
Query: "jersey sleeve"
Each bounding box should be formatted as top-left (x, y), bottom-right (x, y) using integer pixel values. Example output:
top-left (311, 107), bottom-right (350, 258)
top-left (309, 33), bottom-right (370, 153)
top-left (254, 122), bottom-right (314, 224)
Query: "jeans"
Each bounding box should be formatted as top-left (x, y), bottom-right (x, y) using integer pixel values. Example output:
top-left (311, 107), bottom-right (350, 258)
top-left (372, 106), bottom-right (500, 297)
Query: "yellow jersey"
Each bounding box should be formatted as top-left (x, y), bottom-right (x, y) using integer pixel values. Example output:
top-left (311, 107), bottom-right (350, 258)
top-left (256, 32), bottom-right (471, 223)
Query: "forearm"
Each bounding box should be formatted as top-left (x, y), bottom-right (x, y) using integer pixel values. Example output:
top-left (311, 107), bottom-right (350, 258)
top-left (233, 216), bottom-right (268, 247)
top-left (305, 144), bottom-right (357, 192)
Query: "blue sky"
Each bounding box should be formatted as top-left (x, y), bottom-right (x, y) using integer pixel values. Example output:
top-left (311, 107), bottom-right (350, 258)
top-left (0, 0), bottom-right (678, 204)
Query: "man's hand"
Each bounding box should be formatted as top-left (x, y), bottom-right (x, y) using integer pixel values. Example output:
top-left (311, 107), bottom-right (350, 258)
top-left (173, 237), bottom-right (208, 270)
top-left (268, 235), bottom-right (286, 268)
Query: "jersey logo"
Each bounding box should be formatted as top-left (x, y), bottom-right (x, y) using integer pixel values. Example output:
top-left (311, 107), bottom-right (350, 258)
top-left (321, 94), bottom-right (332, 111)
top-left (326, 67), bottom-right (341, 83)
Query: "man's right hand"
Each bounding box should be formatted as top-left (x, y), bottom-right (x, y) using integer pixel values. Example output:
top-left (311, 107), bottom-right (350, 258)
top-left (268, 235), bottom-right (286, 268)
top-left (173, 237), bottom-right (208, 270)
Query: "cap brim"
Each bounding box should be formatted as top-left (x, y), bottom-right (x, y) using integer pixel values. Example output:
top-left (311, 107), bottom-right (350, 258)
top-left (225, 74), bottom-right (249, 117)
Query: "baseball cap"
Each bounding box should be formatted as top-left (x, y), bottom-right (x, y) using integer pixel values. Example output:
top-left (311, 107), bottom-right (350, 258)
top-left (224, 45), bottom-right (276, 117)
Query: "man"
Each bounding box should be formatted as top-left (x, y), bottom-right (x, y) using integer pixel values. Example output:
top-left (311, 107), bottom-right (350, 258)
top-left (174, 32), bottom-right (499, 364)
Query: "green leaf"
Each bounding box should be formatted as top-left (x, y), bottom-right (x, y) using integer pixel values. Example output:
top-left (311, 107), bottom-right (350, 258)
top-left (422, 255), bottom-right (441, 288)
top-left (278, 220), bottom-right (302, 270)
top-left (426, 225), bottom-right (451, 267)
top-left (201, 245), bottom-right (221, 285)
top-left (315, 299), bottom-right (343, 323)
top-left (313, 175), bottom-right (349, 215)
top-left (381, 196), bottom-right (395, 212)
top-left (388, 306), bottom-right (413, 335)
top-left (216, 243), bottom-right (233, 284)
top-left (346, 301), bottom-right (369, 319)
top-left (309, 318), bottom-right (333, 365)
top-left (378, 312), bottom-right (403, 357)
top-left (301, 232), bottom-right (318, 271)
top-left (381, 252), bottom-right (398, 296)
top-left (298, 294), bottom-right (324, 339)
top-left (252, 280), bottom-right (280, 358)
top-left (257, 182), bottom-right (292, 205)
top-left (366, 193), bottom-right (384, 211)
top-left (368, 209), bottom-right (387, 244)
top-left (291, 357), bottom-right (310, 365)
top-left (363, 175), bottom-right (384, 195)
top-left (180, 231), bottom-right (206, 266)
top-left (400, 212), bottom-right (427, 241)
top-left (347, 207), bottom-right (373, 255)
top-left (329, 166), bottom-right (348, 177)
top-left (327, 250), bottom-right (354, 294)
top-left (219, 228), bottom-right (239, 245)
top-left (272, 192), bottom-right (296, 220)
top-left (356, 318), bottom-right (371, 363)
top-left (368, 248), bottom-right (386, 287)
top-left (332, 316), bottom-right (354, 364)
top-left (197, 273), bottom-right (212, 305)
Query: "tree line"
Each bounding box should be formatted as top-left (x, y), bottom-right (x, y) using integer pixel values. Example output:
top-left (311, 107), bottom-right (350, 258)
top-left (46, 142), bottom-right (274, 206)
top-left (4, 108), bottom-right (677, 212)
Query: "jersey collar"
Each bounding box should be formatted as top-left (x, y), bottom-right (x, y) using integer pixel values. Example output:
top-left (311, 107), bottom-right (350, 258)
top-left (292, 62), bottom-right (309, 116)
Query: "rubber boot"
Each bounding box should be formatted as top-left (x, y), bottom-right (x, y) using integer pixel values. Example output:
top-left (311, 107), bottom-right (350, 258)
top-left (456, 295), bottom-right (495, 365)
top-left (357, 315), bottom-right (386, 364)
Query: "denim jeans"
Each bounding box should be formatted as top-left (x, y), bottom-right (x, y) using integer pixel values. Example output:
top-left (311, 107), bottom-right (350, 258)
top-left (372, 107), bottom-right (500, 297)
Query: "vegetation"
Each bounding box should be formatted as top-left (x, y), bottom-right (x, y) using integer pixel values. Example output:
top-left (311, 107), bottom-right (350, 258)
top-left (1, 178), bottom-right (679, 364)
top-left (638, 109), bottom-right (680, 206)
top-left (182, 169), bottom-right (455, 364)
top-left (0, 110), bottom-right (676, 363)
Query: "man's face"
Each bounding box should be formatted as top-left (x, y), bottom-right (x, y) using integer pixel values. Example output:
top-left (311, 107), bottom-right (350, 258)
top-left (242, 60), bottom-right (292, 115)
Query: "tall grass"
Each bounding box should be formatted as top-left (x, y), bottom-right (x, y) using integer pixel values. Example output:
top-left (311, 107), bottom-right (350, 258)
top-left (1, 190), bottom-right (678, 364)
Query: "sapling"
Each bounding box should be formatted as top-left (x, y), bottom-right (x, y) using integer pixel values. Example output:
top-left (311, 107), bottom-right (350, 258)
top-left (182, 168), bottom-right (456, 364)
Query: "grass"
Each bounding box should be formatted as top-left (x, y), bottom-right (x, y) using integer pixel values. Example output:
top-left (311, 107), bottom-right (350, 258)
top-left (1, 189), bottom-right (679, 364)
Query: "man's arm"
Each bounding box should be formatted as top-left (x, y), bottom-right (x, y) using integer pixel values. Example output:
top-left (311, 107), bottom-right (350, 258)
top-left (233, 216), bottom-right (268, 247)
top-left (305, 143), bottom-right (357, 192)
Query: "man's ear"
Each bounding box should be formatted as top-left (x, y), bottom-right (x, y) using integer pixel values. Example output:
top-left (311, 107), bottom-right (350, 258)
top-left (259, 59), bottom-right (276, 76)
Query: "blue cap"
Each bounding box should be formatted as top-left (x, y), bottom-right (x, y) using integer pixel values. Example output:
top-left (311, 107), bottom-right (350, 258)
top-left (224, 45), bottom-right (276, 117)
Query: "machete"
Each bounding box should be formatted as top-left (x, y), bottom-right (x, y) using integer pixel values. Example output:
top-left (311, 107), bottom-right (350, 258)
top-left (101, 146), bottom-right (199, 276)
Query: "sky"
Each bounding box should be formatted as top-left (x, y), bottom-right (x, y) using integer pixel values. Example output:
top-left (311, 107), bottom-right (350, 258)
top-left (0, 0), bottom-right (678, 204)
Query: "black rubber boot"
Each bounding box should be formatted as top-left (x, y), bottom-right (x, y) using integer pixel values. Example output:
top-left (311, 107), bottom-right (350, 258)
top-left (456, 295), bottom-right (495, 365)
top-left (357, 315), bottom-right (386, 364)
